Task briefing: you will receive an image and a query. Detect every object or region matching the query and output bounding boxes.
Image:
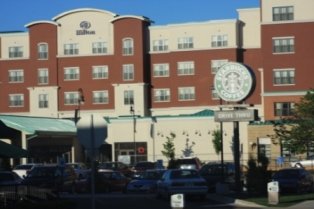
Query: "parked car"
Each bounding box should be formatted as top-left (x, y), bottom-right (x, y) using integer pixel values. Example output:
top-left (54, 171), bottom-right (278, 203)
top-left (67, 162), bottom-right (90, 179)
top-left (272, 167), bottom-right (313, 193)
top-left (0, 171), bottom-right (22, 186)
top-left (126, 169), bottom-right (166, 193)
top-left (22, 164), bottom-right (77, 193)
top-left (12, 163), bottom-right (41, 179)
top-left (290, 155), bottom-right (314, 168)
top-left (156, 169), bottom-right (208, 199)
top-left (199, 162), bottom-right (247, 192)
top-left (92, 169), bottom-right (130, 193)
top-left (169, 157), bottom-right (202, 170)
top-left (131, 161), bottom-right (158, 178)
top-left (98, 162), bottom-right (133, 178)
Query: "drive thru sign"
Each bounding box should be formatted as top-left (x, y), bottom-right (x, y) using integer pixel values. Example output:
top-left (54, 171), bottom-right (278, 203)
top-left (77, 114), bottom-right (107, 152)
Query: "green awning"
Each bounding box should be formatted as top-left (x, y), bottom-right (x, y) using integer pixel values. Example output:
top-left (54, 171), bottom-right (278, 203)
top-left (0, 140), bottom-right (29, 158)
top-left (0, 115), bottom-right (76, 135)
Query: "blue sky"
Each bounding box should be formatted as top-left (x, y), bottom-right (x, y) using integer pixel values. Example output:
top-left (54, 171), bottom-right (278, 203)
top-left (1, 0), bottom-right (259, 31)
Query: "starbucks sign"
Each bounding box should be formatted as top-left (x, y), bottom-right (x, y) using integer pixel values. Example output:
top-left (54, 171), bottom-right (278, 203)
top-left (214, 62), bottom-right (253, 102)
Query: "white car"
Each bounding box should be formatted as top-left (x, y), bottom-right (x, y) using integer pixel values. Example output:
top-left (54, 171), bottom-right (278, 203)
top-left (12, 163), bottom-right (40, 178)
top-left (156, 169), bottom-right (208, 200)
top-left (290, 155), bottom-right (314, 168)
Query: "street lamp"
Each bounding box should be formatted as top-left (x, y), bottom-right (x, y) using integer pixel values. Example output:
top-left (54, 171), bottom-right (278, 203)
top-left (75, 88), bottom-right (85, 124)
top-left (130, 105), bottom-right (137, 164)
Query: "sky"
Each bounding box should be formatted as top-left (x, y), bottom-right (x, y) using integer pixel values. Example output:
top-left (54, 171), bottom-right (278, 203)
top-left (0, 0), bottom-right (260, 32)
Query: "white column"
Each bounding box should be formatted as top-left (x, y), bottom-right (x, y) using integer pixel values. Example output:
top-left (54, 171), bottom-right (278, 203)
top-left (21, 132), bottom-right (27, 164)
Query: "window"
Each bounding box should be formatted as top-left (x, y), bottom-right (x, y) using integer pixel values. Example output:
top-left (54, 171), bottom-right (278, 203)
top-left (178, 37), bottom-right (193, 49)
top-left (9, 46), bottom-right (23, 58)
top-left (9, 94), bottom-right (24, 107)
top-left (93, 91), bottom-right (108, 104)
top-left (92, 42), bottom-right (107, 54)
top-left (38, 68), bottom-right (49, 84)
top-left (152, 39), bottom-right (168, 51)
top-left (124, 90), bottom-right (134, 105)
top-left (153, 63), bottom-right (169, 77)
top-left (211, 35), bottom-right (228, 47)
top-left (38, 94), bottom-right (48, 108)
top-left (273, 69), bottom-right (295, 85)
top-left (9, 70), bottom-right (24, 83)
top-left (274, 102), bottom-right (295, 116)
top-left (211, 60), bottom-right (228, 74)
top-left (178, 87), bottom-right (195, 101)
top-left (64, 92), bottom-right (79, 105)
top-left (64, 67), bottom-right (79, 80)
top-left (92, 66), bottom-right (108, 79)
top-left (273, 37), bottom-right (294, 53)
top-left (122, 38), bottom-right (134, 55)
top-left (64, 43), bottom-right (79, 55)
top-left (123, 64), bottom-right (134, 81)
top-left (177, 61), bottom-right (194, 75)
top-left (273, 6), bottom-right (294, 21)
top-left (38, 43), bottom-right (48, 59)
top-left (154, 89), bottom-right (170, 102)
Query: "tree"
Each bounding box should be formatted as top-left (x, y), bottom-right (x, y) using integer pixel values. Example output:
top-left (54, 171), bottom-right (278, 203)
top-left (212, 129), bottom-right (222, 155)
top-left (161, 132), bottom-right (176, 161)
top-left (181, 138), bottom-right (195, 157)
top-left (273, 89), bottom-right (314, 157)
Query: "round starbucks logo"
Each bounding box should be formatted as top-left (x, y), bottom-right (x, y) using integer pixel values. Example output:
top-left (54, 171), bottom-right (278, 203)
top-left (214, 62), bottom-right (253, 102)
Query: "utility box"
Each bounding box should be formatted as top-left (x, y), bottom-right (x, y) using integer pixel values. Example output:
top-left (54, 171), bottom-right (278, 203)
top-left (267, 181), bottom-right (279, 205)
top-left (171, 194), bottom-right (184, 209)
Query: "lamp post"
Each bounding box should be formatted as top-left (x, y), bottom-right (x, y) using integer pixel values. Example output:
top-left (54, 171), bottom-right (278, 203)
top-left (74, 88), bottom-right (85, 124)
top-left (130, 105), bottom-right (137, 164)
top-left (219, 98), bottom-right (224, 183)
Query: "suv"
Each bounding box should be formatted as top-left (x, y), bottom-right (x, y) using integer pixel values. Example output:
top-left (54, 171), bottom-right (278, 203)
top-left (22, 164), bottom-right (77, 193)
top-left (169, 157), bottom-right (202, 170)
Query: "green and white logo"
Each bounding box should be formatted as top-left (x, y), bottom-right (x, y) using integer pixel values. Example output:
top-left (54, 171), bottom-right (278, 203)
top-left (214, 62), bottom-right (253, 102)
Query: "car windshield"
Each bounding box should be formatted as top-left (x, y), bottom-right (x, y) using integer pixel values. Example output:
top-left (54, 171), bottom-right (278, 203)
top-left (170, 170), bottom-right (199, 179)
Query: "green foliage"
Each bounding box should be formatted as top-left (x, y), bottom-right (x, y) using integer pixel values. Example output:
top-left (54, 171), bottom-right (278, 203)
top-left (212, 129), bottom-right (222, 155)
top-left (273, 89), bottom-right (314, 157)
top-left (161, 132), bottom-right (176, 160)
top-left (181, 138), bottom-right (195, 157)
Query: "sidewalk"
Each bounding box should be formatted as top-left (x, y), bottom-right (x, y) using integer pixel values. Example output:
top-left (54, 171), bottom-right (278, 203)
top-left (207, 193), bottom-right (314, 208)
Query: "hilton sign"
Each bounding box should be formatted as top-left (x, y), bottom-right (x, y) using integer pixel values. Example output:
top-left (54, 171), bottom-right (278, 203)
top-left (76, 21), bottom-right (96, 35)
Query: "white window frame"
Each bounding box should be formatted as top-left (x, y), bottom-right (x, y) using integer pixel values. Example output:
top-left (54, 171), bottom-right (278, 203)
top-left (9, 46), bottom-right (23, 58)
top-left (92, 65), bottom-right (108, 79)
top-left (93, 90), bottom-right (109, 104)
top-left (38, 94), bottom-right (49, 108)
top-left (272, 37), bottom-right (295, 54)
top-left (9, 69), bottom-right (24, 83)
top-left (152, 39), bottom-right (169, 51)
top-left (178, 37), bottom-right (193, 49)
top-left (154, 89), bottom-right (170, 102)
top-left (273, 68), bottom-right (295, 85)
top-left (9, 94), bottom-right (24, 107)
top-left (177, 61), bottom-right (194, 76)
top-left (38, 68), bottom-right (49, 84)
top-left (123, 64), bottom-right (134, 81)
top-left (211, 59), bottom-right (228, 74)
top-left (153, 63), bottom-right (169, 77)
top-left (122, 38), bottom-right (134, 56)
top-left (211, 35), bottom-right (228, 47)
top-left (92, 42), bottom-right (107, 54)
top-left (178, 87), bottom-right (195, 101)
top-left (64, 67), bottom-right (80, 81)
top-left (273, 6), bottom-right (294, 21)
top-left (38, 43), bottom-right (48, 59)
top-left (64, 43), bottom-right (79, 55)
top-left (64, 92), bottom-right (79, 105)
top-left (124, 90), bottom-right (134, 105)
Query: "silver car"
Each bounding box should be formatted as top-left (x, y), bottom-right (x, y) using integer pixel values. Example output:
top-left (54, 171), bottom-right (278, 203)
top-left (156, 169), bottom-right (208, 199)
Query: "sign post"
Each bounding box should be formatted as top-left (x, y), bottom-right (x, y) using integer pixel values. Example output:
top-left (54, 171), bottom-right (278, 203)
top-left (77, 114), bottom-right (107, 209)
